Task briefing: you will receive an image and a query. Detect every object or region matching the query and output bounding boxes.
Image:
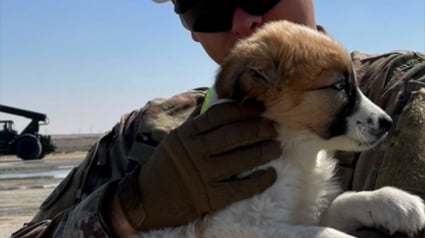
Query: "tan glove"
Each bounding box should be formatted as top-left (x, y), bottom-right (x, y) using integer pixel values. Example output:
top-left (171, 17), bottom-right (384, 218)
top-left (117, 102), bottom-right (281, 230)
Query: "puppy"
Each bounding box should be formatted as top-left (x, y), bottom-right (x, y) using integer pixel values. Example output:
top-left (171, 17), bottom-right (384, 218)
top-left (138, 20), bottom-right (425, 238)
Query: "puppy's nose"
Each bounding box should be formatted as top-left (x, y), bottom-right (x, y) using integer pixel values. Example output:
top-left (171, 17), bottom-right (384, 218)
top-left (378, 115), bottom-right (393, 134)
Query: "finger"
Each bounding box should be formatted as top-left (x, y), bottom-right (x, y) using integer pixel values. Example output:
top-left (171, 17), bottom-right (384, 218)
top-left (192, 102), bottom-right (262, 134)
top-left (206, 140), bottom-right (281, 181)
top-left (204, 118), bottom-right (278, 155)
top-left (210, 167), bottom-right (277, 210)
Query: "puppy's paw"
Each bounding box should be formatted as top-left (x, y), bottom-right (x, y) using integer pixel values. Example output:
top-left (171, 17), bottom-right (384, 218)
top-left (363, 186), bottom-right (425, 236)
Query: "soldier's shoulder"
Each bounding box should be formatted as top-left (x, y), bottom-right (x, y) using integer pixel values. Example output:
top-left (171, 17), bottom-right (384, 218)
top-left (130, 87), bottom-right (209, 144)
top-left (135, 87), bottom-right (208, 123)
top-left (351, 50), bottom-right (425, 89)
top-left (351, 50), bottom-right (425, 69)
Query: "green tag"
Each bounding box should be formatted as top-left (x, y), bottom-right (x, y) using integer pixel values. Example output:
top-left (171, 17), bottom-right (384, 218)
top-left (200, 88), bottom-right (213, 114)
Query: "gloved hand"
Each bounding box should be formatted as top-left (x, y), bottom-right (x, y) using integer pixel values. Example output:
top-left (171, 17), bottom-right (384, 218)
top-left (117, 102), bottom-right (281, 230)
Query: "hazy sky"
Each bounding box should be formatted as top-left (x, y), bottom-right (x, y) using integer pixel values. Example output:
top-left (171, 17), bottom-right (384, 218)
top-left (1, 0), bottom-right (424, 134)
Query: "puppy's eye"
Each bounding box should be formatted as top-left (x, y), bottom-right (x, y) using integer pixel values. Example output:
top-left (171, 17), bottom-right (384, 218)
top-left (330, 80), bottom-right (347, 91)
top-left (249, 68), bottom-right (269, 83)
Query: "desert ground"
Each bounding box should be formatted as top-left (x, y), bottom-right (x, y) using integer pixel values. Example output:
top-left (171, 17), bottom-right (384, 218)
top-left (0, 134), bottom-right (101, 238)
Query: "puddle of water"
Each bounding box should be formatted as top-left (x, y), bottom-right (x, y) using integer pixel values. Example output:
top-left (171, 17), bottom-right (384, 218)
top-left (5, 183), bottom-right (60, 190)
top-left (0, 169), bottom-right (71, 179)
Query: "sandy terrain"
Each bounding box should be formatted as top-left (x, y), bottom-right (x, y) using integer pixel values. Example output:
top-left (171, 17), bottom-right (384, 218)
top-left (1, 188), bottom-right (55, 237)
top-left (0, 134), bottom-right (100, 237)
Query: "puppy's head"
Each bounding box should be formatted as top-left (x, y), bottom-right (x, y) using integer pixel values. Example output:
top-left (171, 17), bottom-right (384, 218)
top-left (215, 20), bottom-right (392, 151)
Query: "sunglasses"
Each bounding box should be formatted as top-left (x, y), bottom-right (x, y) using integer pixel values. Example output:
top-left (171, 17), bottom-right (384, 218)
top-left (174, 0), bottom-right (281, 33)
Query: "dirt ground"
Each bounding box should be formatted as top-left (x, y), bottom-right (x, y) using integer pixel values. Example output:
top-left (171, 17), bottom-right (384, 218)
top-left (0, 134), bottom-right (100, 237)
top-left (0, 187), bottom-right (55, 237)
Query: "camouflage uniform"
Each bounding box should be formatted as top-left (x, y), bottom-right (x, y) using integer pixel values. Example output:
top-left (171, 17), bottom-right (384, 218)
top-left (11, 50), bottom-right (425, 237)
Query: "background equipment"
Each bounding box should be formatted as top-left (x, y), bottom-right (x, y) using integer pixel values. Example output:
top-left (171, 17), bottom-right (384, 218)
top-left (0, 104), bottom-right (55, 160)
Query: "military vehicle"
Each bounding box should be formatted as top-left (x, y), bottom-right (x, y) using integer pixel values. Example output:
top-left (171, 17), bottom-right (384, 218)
top-left (0, 104), bottom-right (55, 160)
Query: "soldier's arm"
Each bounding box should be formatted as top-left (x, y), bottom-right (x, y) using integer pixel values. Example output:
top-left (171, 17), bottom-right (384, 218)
top-left (12, 88), bottom-right (281, 237)
top-left (12, 91), bottom-right (205, 237)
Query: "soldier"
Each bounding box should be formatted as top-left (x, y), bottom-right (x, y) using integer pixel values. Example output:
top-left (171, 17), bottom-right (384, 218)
top-left (12, 0), bottom-right (425, 237)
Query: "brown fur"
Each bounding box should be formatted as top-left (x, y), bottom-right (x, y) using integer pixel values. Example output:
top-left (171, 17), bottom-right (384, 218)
top-left (215, 20), bottom-right (356, 139)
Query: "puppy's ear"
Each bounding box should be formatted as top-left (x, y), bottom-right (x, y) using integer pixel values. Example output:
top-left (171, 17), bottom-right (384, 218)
top-left (215, 57), bottom-right (271, 104)
top-left (215, 56), bottom-right (246, 100)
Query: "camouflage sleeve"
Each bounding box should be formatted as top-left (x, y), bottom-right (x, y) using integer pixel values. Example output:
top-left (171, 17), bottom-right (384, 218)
top-left (336, 50), bottom-right (425, 198)
top-left (50, 181), bottom-right (119, 237)
top-left (11, 88), bottom-right (207, 237)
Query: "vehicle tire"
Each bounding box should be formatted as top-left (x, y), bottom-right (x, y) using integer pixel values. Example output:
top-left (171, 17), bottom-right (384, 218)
top-left (16, 134), bottom-right (42, 160)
